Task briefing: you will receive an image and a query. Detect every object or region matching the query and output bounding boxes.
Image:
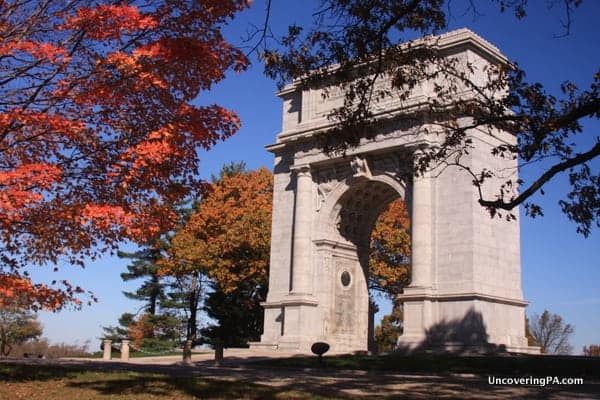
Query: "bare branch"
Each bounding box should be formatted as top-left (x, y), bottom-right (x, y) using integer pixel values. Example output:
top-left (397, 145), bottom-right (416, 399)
top-left (243, 0), bottom-right (272, 57)
top-left (479, 140), bottom-right (600, 211)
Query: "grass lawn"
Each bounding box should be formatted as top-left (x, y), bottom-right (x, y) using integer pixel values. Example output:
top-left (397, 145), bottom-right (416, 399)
top-left (0, 363), bottom-right (333, 400)
top-left (1, 356), bottom-right (598, 399)
top-left (257, 353), bottom-right (600, 379)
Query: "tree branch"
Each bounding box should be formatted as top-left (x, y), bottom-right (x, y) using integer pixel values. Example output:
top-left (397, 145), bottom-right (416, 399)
top-left (479, 140), bottom-right (600, 211)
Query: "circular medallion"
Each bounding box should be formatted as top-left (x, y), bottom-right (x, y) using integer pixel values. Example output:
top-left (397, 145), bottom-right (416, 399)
top-left (341, 271), bottom-right (351, 287)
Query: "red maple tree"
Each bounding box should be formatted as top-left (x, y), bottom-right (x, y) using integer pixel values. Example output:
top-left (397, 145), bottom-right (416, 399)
top-left (0, 0), bottom-right (249, 310)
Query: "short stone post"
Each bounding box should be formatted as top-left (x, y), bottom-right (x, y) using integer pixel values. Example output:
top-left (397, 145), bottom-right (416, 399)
top-left (182, 339), bottom-right (193, 365)
top-left (102, 340), bottom-right (112, 360)
top-left (214, 340), bottom-right (224, 366)
top-left (120, 340), bottom-right (130, 362)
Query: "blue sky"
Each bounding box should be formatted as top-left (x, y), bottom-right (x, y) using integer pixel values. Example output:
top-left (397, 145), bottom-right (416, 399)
top-left (33, 1), bottom-right (599, 353)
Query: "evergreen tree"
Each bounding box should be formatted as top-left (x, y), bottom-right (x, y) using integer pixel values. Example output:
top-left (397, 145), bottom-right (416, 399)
top-left (102, 239), bottom-right (172, 345)
top-left (127, 312), bottom-right (180, 351)
top-left (210, 161), bottom-right (247, 183)
top-left (102, 312), bottom-right (135, 341)
top-left (200, 280), bottom-right (266, 347)
top-left (118, 240), bottom-right (168, 315)
top-left (103, 238), bottom-right (182, 351)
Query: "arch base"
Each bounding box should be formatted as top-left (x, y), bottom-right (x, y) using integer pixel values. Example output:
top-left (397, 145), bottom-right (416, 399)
top-left (396, 292), bottom-right (540, 354)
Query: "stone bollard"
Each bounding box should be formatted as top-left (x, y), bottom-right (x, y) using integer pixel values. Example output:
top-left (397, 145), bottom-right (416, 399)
top-left (120, 340), bottom-right (130, 362)
top-left (214, 341), bottom-right (224, 366)
top-left (182, 339), bottom-right (193, 364)
top-left (102, 340), bottom-right (112, 360)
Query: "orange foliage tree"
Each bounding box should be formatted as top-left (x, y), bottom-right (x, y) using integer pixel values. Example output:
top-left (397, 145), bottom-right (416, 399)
top-left (161, 166), bottom-right (273, 346)
top-left (369, 198), bottom-right (410, 350)
top-left (126, 312), bottom-right (179, 350)
top-left (164, 167), bottom-right (273, 293)
top-left (583, 344), bottom-right (600, 357)
top-left (369, 198), bottom-right (411, 299)
top-left (0, 0), bottom-right (249, 310)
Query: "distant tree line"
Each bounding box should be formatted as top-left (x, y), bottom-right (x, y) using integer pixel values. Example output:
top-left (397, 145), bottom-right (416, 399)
top-left (0, 298), bottom-right (90, 358)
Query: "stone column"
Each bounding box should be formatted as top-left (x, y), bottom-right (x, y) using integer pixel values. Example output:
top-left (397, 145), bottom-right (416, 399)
top-left (102, 340), bottom-right (112, 360)
top-left (291, 166), bottom-right (313, 294)
top-left (120, 340), bottom-right (130, 362)
top-left (397, 153), bottom-right (434, 345)
top-left (410, 158), bottom-right (432, 289)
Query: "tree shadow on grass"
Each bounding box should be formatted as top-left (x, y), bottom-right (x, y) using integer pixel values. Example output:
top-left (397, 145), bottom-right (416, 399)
top-left (2, 357), bottom-right (600, 399)
top-left (0, 362), bottom-right (83, 381)
top-left (54, 368), bottom-right (511, 400)
top-left (0, 362), bottom-right (338, 399)
top-left (64, 375), bottom-right (304, 400)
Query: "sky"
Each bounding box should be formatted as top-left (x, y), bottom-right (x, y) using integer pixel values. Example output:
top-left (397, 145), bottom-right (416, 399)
top-left (31, 0), bottom-right (599, 354)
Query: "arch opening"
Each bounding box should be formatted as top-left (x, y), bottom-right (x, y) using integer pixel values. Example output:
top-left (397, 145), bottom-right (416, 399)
top-left (328, 178), bottom-right (411, 352)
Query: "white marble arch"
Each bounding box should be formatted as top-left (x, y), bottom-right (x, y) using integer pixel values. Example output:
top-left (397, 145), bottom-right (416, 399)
top-left (311, 173), bottom-right (407, 352)
top-left (251, 29), bottom-right (539, 354)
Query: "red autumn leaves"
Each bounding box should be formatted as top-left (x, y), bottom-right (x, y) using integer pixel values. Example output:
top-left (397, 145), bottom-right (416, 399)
top-left (0, 0), bottom-right (249, 310)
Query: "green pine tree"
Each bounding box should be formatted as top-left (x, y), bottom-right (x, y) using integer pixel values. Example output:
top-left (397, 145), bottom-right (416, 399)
top-left (118, 240), bottom-right (168, 315)
top-left (101, 312), bottom-right (135, 341)
top-left (200, 280), bottom-right (266, 348)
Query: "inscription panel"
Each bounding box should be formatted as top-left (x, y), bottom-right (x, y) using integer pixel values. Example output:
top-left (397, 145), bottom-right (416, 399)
top-left (333, 258), bottom-right (356, 334)
top-left (308, 76), bottom-right (424, 122)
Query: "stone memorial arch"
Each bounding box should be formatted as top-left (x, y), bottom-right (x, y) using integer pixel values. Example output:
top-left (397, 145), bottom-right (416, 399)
top-left (253, 29), bottom-right (537, 354)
